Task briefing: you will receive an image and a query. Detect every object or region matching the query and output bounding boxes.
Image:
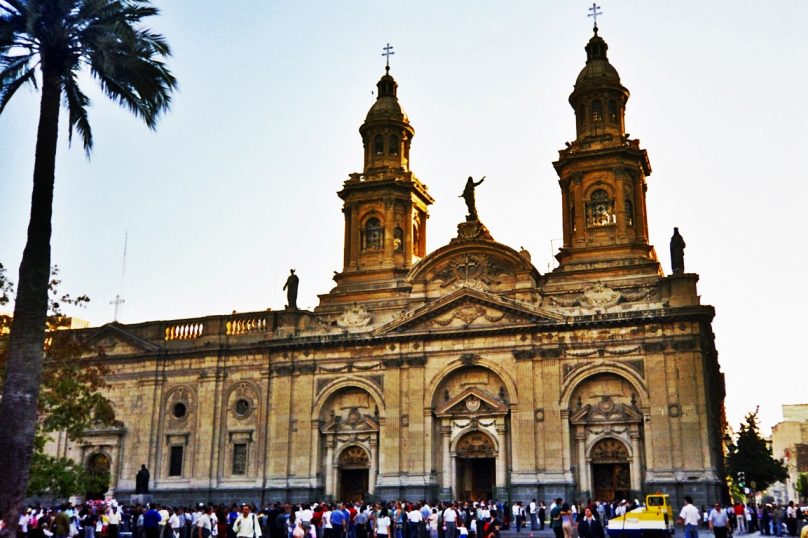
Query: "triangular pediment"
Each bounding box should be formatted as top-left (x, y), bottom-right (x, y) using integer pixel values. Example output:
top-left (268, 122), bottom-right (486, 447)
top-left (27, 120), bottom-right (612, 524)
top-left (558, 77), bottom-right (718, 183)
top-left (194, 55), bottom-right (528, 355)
top-left (434, 386), bottom-right (509, 417)
top-left (377, 287), bottom-right (563, 334)
top-left (569, 395), bottom-right (643, 425)
top-left (82, 323), bottom-right (160, 357)
top-left (320, 408), bottom-right (380, 434)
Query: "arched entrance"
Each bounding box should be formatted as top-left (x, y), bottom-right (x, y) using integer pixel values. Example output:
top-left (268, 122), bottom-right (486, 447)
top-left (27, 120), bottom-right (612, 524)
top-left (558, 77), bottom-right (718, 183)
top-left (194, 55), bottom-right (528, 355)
top-left (85, 452), bottom-right (111, 499)
top-left (455, 431), bottom-right (495, 501)
top-left (338, 446), bottom-right (370, 502)
top-left (590, 438), bottom-right (631, 502)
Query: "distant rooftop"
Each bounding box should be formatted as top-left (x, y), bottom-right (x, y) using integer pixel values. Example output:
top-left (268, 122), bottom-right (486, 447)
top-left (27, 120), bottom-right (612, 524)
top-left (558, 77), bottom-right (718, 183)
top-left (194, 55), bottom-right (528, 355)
top-left (782, 404), bottom-right (808, 422)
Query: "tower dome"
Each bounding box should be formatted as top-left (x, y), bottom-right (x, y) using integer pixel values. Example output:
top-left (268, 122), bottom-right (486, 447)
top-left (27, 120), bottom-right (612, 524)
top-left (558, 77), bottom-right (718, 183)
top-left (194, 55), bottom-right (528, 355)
top-left (365, 67), bottom-right (409, 123)
top-left (359, 66), bottom-right (414, 176)
top-left (569, 29), bottom-right (629, 141)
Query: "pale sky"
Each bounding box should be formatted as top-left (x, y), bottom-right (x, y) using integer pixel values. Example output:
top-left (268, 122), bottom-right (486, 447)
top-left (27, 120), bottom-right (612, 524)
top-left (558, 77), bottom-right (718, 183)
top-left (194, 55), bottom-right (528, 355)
top-left (1, 1), bottom-right (805, 434)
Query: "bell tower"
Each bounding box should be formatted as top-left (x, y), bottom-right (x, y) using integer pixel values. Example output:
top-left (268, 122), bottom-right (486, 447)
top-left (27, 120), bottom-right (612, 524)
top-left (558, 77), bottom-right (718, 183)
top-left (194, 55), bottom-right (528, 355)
top-left (323, 64), bottom-right (433, 304)
top-left (553, 27), bottom-right (660, 279)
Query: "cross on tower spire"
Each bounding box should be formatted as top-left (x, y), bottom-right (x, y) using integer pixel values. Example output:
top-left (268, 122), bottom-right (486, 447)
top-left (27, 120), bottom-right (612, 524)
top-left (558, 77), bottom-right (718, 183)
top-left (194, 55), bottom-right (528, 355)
top-left (588, 3), bottom-right (603, 32)
top-left (382, 43), bottom-right (394, 71)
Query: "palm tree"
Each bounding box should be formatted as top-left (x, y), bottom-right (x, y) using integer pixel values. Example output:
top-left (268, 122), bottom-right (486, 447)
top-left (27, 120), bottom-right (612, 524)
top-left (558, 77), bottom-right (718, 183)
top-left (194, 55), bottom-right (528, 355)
top-left (0, 0), bottom-right (175, 530)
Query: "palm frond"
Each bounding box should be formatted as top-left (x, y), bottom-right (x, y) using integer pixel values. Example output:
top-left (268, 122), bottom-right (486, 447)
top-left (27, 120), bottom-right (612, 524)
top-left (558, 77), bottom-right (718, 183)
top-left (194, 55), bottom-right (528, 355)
top-left (0, 51), bottom-right (34, 83)
top-left (0, 64), bottom-right (34, 113)
top-left (63, 72), bottom-right (92, 154)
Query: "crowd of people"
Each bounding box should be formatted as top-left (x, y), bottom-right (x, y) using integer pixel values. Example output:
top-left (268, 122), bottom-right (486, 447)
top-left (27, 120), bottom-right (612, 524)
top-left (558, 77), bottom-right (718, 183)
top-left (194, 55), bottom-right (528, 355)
top-left (3, 497), bottom-right (807, 538)
top-left (680, 499), bottom-right (807, 538)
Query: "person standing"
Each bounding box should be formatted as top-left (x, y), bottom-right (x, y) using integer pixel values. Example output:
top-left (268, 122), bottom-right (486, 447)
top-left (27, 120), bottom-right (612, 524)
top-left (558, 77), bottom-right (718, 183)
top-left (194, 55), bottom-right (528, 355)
top-left (678, 497), bottom-right (700, 538)
top-left (443, 504), bottom-right (458, 538)
top-left (538, 503), bottom-right (546, 531)
top-left (550, 500), bottom-right (563, 538)
top-left (577, 509), bottom-right (604, 538)
top-left (376, 508), bottom-right (391, 538)
top-left (708, 503), bottom-right (730, 538)
top-left (143, 506), bottom-right (162, 538)
top-left (196, 507), bottom-right (213, 538)
top-left (529, 500), bottom-right (538, 532)
top-left (234, 505), bottom-right (262, 538)
top-left (108, 505), bottom-right (123, 538)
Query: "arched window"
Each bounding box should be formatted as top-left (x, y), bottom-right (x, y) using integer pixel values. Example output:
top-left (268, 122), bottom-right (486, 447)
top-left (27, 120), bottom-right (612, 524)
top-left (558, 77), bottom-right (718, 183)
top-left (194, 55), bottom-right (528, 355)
top-left (374, 135), bottom-right (384, 155)
top-left (592, 100), bottom-right (603, 123)
top-left (389, 135), bottom-right (399, 155)
top-left (625, 200), bottom-right (634, 227)
top-left (587, 189), bottom-right (614, 226)
top-left (608, 100), bottom-right (618, 124)
top-left (412, 218), bottom-right (423, 257)
top-left (363, 218), bottom-right (383, 251)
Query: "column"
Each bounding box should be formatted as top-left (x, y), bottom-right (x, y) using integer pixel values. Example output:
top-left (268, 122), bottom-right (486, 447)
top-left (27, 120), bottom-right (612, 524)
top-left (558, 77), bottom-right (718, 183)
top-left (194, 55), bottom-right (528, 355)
top-left (325, 436), bottom-right (335, 498)
top-left (576, 427), bottom-right (588, 496)
top-left (369, 437), bottom-right (378, 494)
top-left (630, 431), bottom-right (642, 494)
top-left (450, 450), bottom-right (457, 500)
top-left (384, 201), bottom-right (395, 265)
top-left (560, 182), bottom-right (571, 247)
top-left (495, 421), bottom-right (507, 494)
top-left (441, 423), bottom-right (452, 496)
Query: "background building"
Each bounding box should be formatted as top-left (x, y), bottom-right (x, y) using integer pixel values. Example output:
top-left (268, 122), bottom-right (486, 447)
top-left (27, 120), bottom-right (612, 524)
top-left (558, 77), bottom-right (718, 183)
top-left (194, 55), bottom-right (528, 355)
top-left (769, 404), bottom-right (808, 503)
top-left (51, 29), bottom-right (726, 506)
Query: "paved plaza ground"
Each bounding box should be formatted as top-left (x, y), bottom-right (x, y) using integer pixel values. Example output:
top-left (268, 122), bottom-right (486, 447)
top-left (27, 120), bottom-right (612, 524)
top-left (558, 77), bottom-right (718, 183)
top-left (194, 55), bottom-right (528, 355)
top-left (497, 529), bottom-right (766, 538)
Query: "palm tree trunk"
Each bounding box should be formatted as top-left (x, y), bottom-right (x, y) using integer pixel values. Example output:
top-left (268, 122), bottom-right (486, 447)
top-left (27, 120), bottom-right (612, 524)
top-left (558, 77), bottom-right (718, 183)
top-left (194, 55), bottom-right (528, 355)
top-left (0, 71), bottom-right (61, 537)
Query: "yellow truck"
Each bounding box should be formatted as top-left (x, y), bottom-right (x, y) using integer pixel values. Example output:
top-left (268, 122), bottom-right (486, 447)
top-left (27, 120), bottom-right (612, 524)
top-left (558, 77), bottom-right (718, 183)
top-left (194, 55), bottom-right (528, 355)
top-left (606, 494), bottom-right (675, 538)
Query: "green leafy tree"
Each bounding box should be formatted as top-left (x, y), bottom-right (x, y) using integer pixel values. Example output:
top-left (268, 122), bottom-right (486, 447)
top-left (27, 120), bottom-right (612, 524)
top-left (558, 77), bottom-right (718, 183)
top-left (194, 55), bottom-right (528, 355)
top-left (796, 472), bottom-right (808, 503)
top-left (0, 1), bottom-right (175, 531)
top-left (726, 408), bottom-right (788, 494)
top-left (0, 267), bottom-right (117, 500)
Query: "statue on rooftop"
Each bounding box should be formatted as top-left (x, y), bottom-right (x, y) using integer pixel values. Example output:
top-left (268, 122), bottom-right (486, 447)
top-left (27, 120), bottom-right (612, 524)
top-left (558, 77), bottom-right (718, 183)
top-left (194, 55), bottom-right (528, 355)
top-left (283, 269), bottom-right (299, 310)
top-left (670, 227), bottom-right (686, 274)
top-left (460, 176), bottom-right (485, 222)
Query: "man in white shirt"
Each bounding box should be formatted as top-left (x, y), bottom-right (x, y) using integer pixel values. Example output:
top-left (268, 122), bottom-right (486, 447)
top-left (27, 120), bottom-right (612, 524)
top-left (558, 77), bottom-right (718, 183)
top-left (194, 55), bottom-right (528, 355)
top-left (407, 506), bottom-right (423, 538)
top-left (234, 505), bottom-right (263, 538)
top-left (529, 500), bottom-right (538, 531)
top-left (443, 503), bottom-right (458, 538)
top-left (196, 507), bottom-right (213, 538)
top-left (678, 496), bottom-right (700, 538)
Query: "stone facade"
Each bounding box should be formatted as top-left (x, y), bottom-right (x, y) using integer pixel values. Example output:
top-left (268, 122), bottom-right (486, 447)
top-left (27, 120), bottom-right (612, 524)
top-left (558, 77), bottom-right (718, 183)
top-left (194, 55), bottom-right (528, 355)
top-left (50, 29), bottom-right (726, 507)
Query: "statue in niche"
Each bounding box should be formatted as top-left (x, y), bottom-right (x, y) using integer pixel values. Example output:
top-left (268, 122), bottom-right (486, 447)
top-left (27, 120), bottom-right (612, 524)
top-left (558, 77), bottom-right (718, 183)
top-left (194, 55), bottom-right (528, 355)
top-left (135, 464), bottom-right (150, 494)
top-left (670, 227), bottom-right (686, 274)
top-left (283, 269), bottom-right (299, 310)
top-left (460, 176), bottom-right (485, 221)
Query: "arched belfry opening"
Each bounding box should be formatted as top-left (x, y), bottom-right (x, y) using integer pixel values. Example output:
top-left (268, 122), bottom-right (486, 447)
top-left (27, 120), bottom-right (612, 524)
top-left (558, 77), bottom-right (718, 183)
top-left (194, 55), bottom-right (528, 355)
top-left (432, 365), bottom-right (511, 501)
top-left (317, 386), bottom-right (380, 499)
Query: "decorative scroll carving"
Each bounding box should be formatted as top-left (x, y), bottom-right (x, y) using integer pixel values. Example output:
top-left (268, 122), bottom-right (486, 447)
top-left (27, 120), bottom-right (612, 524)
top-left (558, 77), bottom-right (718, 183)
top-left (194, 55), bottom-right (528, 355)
top-left (337, 303), bottom-right (372, 329)
top-left (668, 403), bottom-right (682, 418)
top-left (580, 282), bottom-right (621, 309)
top-left (620, 286), bottom-right (658, 302)
top-left (548, 293), bottom-right (581, 307)
top-left (535, 408), bottom-right (545, 422)
top-left (605, 346), bottom-right (641, 356)
top-left (567, 348), bottom-right (600, 358)
top-left (456, 432), bottom-right (496, 458)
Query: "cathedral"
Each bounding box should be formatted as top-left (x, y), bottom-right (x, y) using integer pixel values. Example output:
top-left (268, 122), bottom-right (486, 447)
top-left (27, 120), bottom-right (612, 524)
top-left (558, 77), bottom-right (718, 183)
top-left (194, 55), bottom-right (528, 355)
top-left (59, 27), bottom-right (726, 506)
